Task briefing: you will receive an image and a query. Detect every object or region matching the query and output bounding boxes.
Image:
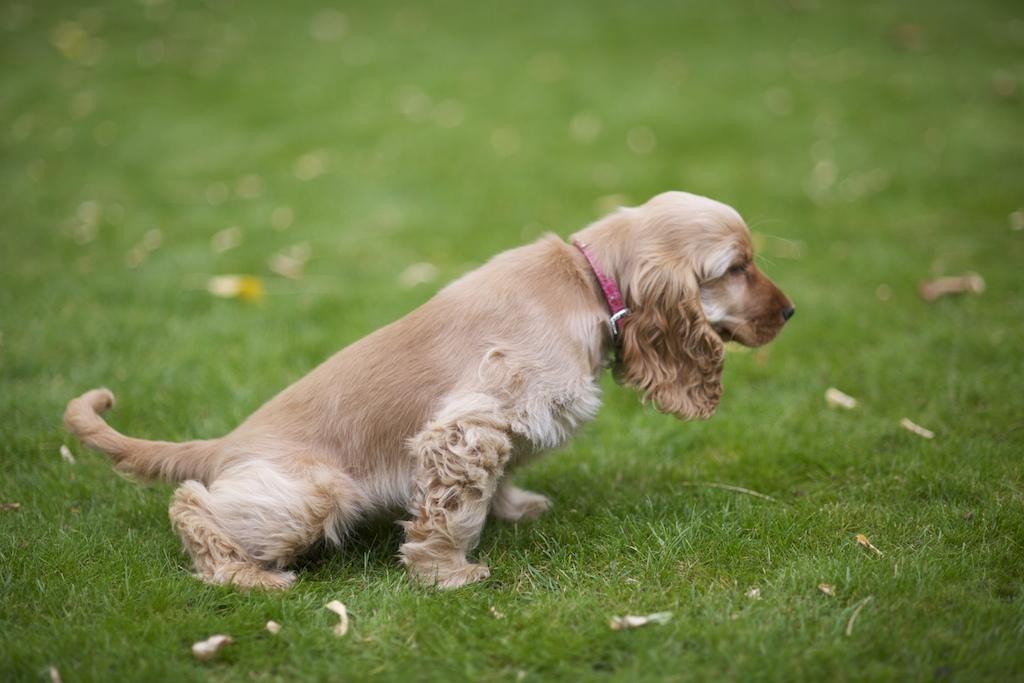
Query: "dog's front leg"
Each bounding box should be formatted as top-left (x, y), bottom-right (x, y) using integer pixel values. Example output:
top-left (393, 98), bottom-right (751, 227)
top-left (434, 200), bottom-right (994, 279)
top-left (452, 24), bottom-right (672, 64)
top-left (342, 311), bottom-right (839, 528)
top-left (399, 401), bottom-right (511, 589)
top-left (491, 482), bottom-right (551, 522)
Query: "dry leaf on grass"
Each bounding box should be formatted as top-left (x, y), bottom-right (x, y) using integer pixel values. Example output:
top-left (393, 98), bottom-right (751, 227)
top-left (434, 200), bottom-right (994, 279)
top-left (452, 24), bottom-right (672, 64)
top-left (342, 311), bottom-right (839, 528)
top-left (295, 150), bottom-right (329, 181)
top-left (678, 481), bottom-right (778, 503)
top-left (59, 445), bottom-right (76, 464)
top-left (48, 665), bottom-right (62, 683)
top-left (609, 612), bottom-right (672, 630)
top-left (191, 634), bottom-right (232, 661)
top-left (825, 387), bottom-right (857, 410)
top-left (142, 228), bottom-right (163, 251)
top-left (265, 620), bottom-right (281, 635)
top-left (900, 418), bottom-right (935, 440)
top-left (326, 600), bottom-right (349, 637)
top-left (399, 262), bottom-right (439, 287)
top-left (207, 275), bottom-right (264, 302)
top-left (269, 243), bottom-right (312, 280)
top-left (855, 533), bottom-right (883, 556)
top-left (1010, 210), bottom-right (1024, 231)
top-left (2, 502), bottom-right (21, 511)
top-left (271, 206), bottom-right (295, 231)
top-left (211, 226), bottom-right (242, 253)
top-left (126, 245), bottom-right (147, 269)
top-left (745, 587), bottom-right (762, 600)
top-left (126, 228), bottom-right (164, 269)
top-left (818, 583), bottom-right (835, 597)
top-left (919, 273), bottom-right (985, 301)
top-left (845, 596), bottom-right (874, 636)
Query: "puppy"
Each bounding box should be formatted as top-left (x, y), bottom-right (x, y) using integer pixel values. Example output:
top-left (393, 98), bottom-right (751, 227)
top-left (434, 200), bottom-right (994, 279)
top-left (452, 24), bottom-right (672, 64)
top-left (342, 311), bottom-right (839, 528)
top-left (65, 191), bottom-right (793, 590)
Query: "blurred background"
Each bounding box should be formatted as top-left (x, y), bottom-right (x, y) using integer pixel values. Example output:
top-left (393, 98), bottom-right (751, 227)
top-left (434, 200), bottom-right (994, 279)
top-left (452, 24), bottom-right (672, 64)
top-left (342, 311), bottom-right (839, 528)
top-left (3, 0), bottom-right (1021, 425)
top-left (2, 1), bottom-right (1023, 680)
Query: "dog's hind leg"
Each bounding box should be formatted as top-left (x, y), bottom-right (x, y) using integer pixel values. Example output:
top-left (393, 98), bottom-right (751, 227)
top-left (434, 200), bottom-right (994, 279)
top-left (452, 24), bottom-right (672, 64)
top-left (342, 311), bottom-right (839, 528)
top-left (399, 394), bottom-right (512, 589)
top-left (169, 462), bottom-right (364, 591)
top-left (169, 480), bottom-right (296, 590)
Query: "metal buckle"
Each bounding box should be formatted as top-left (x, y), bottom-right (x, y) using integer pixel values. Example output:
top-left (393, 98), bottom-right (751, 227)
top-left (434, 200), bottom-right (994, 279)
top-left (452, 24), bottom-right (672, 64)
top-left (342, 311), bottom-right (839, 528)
top-left (608, 308), bottom-right (630, 339)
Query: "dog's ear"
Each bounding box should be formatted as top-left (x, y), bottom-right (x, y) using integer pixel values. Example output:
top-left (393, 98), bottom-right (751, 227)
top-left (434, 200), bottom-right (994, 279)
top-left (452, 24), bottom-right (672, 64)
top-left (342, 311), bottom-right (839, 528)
top-left (616, 262), bottom-right (724, 420)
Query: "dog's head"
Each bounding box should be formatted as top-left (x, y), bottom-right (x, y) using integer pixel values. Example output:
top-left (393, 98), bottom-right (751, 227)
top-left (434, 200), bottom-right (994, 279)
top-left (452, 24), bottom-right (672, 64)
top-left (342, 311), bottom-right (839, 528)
top-left (581, 191), bottom-right (793, 420)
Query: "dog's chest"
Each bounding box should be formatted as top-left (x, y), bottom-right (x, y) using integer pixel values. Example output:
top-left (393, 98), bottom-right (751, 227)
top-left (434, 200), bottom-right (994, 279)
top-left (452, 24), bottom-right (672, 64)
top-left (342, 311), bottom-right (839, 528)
top-left (507, 376), bottom-right (602, 453)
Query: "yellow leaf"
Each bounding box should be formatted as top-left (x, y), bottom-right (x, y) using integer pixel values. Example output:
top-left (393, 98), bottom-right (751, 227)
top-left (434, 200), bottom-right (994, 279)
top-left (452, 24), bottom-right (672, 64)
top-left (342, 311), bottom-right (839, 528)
top-left (855, 533), bottom-right (882, 556)
top-left (207, 275), bottom-right (264, 302)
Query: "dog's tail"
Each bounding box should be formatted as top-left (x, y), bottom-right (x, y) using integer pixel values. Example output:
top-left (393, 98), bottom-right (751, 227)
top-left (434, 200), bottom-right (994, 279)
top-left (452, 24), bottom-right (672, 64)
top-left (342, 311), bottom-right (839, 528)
top-left (64, 388), bottom-right (221, 483)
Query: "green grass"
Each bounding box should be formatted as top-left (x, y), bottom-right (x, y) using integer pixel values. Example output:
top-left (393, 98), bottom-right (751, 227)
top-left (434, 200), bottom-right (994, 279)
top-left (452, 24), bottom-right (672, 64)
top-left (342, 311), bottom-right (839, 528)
top-left (2, 0), bottom-right (1023, 680)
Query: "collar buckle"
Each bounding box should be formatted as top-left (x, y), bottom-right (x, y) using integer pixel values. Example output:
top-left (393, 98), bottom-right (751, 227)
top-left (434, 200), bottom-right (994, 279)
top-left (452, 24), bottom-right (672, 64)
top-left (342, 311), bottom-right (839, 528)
top-left (609, 307), bottom-right (630, 340)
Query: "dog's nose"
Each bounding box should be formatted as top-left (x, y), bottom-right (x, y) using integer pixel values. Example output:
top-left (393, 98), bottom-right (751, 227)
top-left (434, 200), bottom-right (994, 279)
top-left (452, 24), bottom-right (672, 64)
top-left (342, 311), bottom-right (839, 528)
top-left (782, 306), bottom-right (795, 322)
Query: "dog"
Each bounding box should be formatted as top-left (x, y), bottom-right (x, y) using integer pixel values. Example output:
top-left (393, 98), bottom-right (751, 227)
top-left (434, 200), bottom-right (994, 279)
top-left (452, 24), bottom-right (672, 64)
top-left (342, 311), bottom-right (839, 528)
top-left (65, 191), bottom-right (794, 590)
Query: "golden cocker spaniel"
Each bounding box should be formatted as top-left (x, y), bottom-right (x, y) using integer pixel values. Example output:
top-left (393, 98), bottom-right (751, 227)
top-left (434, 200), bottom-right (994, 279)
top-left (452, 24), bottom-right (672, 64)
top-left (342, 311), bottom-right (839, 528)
top-left (65, 191), bottom-right (794, 590)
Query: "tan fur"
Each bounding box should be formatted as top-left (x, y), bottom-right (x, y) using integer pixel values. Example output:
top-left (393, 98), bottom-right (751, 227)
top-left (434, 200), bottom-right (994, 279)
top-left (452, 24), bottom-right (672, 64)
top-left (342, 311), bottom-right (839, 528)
top-left (64, 191), bottom-right (792, 590)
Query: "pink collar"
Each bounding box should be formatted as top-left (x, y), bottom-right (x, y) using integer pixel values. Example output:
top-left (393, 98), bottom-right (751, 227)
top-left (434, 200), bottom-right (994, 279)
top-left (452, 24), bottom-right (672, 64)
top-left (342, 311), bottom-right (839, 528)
top-left (573, 240), bottom-right (630, 340)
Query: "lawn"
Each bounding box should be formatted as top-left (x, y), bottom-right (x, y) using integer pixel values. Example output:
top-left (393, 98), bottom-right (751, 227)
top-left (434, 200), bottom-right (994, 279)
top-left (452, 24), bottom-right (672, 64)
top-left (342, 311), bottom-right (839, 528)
top-left (2, 0), bottom-right (1023, 680)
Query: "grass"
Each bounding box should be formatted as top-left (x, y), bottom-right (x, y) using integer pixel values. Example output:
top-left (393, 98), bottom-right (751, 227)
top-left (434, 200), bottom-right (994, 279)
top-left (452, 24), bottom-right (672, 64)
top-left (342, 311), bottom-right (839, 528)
top-left (2, 0), bottom-right (1023, 680)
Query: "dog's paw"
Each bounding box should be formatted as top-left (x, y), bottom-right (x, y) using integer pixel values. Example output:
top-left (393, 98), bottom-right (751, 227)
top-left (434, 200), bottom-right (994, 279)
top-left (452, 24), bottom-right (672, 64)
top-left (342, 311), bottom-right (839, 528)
top-left (406, 561), bottom-right (491, 589)
top-left (435, 563), bottom-right (491, 589)
top-left (249, 569), bottom-right (296, 591)
top-left (204, 563), bottom-right (297, 591)
top-left (492, 487), bottom-right (551, 522)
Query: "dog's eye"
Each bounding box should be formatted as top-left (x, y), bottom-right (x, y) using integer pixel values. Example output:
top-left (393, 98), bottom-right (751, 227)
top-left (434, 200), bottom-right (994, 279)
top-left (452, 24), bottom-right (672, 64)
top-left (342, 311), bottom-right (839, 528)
top-left (728, 263), bottom-right (748, 276)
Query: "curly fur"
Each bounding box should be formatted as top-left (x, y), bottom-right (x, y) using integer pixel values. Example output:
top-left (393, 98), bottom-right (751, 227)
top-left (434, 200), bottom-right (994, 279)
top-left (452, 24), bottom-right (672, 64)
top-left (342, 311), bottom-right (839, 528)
top-left (617, 262), bottom-right (725, 420)
top-left (64, 191), bottom-right (793, 590)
